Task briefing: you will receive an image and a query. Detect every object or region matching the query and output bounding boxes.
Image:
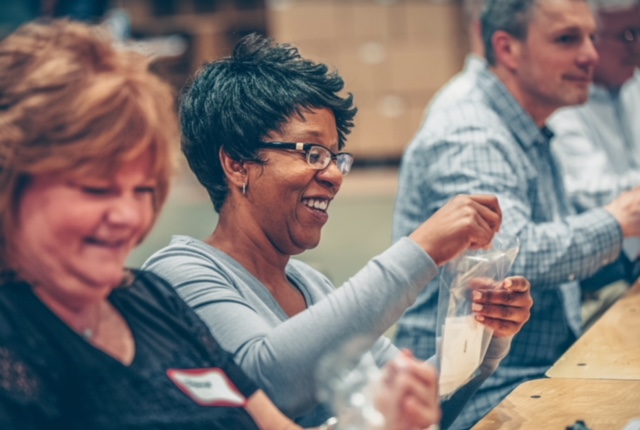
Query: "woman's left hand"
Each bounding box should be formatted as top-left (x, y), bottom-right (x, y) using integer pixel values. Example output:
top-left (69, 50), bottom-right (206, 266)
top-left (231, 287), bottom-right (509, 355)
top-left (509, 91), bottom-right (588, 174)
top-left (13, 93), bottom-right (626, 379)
top-left (470, 276), bottom-right (533, 337)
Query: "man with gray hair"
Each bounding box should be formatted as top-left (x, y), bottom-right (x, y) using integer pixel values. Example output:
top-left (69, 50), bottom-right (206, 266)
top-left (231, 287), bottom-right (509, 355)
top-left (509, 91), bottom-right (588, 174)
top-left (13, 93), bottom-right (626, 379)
top-left (393, 0), bottom-right (640, 428)
top-left (549, 0), bottom-right (640, 328)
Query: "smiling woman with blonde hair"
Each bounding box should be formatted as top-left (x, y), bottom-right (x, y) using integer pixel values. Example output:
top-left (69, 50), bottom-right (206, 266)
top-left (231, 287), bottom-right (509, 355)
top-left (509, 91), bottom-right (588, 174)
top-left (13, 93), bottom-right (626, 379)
top-left (0, 22), bottom-right (177, 272)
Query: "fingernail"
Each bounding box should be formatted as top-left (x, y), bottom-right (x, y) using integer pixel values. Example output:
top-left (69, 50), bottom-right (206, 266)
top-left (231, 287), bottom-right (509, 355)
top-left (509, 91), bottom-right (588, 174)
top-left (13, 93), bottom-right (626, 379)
top-left (504, 278), bottom-right (513, 289)
top-left (473, 291), bottom-right (482, 300)
top-left (475, 315), bottom-right (485, 321)
top-left (472, 303), bottom-right (483, 311)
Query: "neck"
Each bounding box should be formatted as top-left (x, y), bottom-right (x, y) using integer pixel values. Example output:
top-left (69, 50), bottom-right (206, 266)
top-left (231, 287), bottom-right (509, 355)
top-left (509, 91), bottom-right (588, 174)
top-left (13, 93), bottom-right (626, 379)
top-left (208, 218), bottom-right (291, 288)
top-left (32, 284), bottom-right (109, 338)
top-left (492, 65), bottom-right (554, 127)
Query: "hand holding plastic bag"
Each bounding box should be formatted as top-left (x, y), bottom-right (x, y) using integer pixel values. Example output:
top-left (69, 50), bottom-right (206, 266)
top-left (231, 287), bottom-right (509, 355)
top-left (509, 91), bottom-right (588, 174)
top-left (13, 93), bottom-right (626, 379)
top-left (436, 232), bottom-right (520, 399)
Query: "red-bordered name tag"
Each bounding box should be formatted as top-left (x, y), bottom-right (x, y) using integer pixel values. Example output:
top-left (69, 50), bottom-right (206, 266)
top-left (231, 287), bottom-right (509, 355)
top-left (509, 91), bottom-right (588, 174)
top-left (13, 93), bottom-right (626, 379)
top-left (167, 368), bottom-right (247, 407)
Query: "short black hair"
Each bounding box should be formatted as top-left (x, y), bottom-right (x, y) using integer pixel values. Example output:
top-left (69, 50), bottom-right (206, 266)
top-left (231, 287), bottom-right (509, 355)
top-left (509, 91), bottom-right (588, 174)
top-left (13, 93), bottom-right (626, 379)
top-left (179, 33), bottom-right (357, 212)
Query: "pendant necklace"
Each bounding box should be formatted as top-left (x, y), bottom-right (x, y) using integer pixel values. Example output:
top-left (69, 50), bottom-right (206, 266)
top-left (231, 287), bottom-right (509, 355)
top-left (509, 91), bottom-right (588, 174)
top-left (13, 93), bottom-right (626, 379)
top-left (80, 302), bottom-right (103, 340)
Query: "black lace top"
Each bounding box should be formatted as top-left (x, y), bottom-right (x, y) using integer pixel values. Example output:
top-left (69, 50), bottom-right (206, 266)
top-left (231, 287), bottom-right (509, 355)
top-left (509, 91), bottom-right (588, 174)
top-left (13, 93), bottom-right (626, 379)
top-left (0, 270), bottom-right (259, 430)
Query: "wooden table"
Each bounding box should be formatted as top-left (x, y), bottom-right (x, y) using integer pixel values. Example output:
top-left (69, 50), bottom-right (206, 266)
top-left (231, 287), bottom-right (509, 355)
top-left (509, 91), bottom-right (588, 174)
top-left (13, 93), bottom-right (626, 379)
top-left (472, 378), bottom-right (640, 429)
top-left (546, 282), bottom-right (640, 379)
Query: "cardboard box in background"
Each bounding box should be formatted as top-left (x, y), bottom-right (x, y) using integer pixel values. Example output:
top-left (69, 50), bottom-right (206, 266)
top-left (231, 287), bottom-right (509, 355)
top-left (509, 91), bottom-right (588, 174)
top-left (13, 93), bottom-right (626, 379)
top-left (124, 0), bottom-right (468, 163)
top-left (267, 0), bottom-right (468, 162)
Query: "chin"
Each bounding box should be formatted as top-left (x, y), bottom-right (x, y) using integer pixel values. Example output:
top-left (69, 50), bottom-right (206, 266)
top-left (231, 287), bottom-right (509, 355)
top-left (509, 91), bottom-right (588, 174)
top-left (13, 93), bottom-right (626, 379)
top-left (306, 240), bottom-right (321, 251)
top-left (573, 96), bottom-right (588, 106)
top-left (80, 267), bottom-right (126, 289)
top-left (291, 237), bottom-right (322, 255)
top-left (566, 91), bottom-right (589, 106)
top-left (307, 233), bottom-right (322, 249)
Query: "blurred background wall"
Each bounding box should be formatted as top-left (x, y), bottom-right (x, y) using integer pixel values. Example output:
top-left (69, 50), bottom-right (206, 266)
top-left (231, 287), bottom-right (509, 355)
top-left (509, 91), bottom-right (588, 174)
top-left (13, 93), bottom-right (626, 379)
top-left (1, 0), bottom-right (469, 284)
top-left (122, 0), bottom-right (469, 162)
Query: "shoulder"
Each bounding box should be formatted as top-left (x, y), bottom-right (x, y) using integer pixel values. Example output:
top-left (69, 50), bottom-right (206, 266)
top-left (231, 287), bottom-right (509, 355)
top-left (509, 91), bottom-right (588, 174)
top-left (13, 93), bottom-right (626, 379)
top-left (116, 269), bottom-right (191, 316)
top-left (0, 282), bottom-right (34, 342)
top-left (143, 236), bottom-right (240, 284)
top-left (427, 72), bottom-right (479, 114)
top-left (143, 238), bottom-right (264, 309)
top-left (405, 97), bottom-right (513, 163)
top-left (144, 235), bottom-right (215, 267)
top-left (127, 269), bottom-right (175, 296)
top-left (0, 283), bottom-right (65, 416)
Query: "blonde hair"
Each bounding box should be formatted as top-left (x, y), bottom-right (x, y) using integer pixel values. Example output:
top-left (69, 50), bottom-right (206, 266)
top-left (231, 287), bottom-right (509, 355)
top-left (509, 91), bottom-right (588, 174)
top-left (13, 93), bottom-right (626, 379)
top-left (0, 19), bottom-right (179, 277)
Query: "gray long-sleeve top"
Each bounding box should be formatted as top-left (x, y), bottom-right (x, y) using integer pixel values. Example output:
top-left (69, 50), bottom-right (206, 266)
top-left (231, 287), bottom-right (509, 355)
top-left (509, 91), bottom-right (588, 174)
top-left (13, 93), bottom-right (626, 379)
top-left (143, 235), bottom-right (511, 428)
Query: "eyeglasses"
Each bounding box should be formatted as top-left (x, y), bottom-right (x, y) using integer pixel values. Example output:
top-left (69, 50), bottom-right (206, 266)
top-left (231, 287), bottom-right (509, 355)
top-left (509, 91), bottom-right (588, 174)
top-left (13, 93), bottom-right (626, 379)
top-left (258, 142), bottom-right (354, 175)
top-left (600, 27), bottom-right (640, 45)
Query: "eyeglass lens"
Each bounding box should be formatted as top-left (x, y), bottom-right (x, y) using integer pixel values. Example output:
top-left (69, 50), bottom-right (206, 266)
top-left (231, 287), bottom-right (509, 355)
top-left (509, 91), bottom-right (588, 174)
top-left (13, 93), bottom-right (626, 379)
top-left (307, 145), bottom-right (352, 175)
top-left (336, 154), bottom-right (353, 175)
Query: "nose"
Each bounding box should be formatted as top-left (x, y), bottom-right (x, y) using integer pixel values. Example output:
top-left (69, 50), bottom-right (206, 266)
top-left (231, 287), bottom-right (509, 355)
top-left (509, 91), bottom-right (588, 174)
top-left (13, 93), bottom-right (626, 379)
top-left (316, 160), bottom-right (343, 193)
top-left (105, 195), bottom-right (146, 227)
top-left (579, 36), bottom-right (600, 67)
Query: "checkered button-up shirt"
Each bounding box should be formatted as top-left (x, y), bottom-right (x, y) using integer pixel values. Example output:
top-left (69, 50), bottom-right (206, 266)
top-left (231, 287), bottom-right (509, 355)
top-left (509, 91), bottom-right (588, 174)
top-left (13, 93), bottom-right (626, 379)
top-left (392, 67), bottom-right (624, 429)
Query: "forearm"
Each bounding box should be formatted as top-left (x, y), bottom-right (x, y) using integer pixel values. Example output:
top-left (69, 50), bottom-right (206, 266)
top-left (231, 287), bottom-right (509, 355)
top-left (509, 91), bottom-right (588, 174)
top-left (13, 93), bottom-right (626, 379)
top-left (566, 172), bottom-right (640, 213)
top-left (550, 110), bottom-right (640, 211)
top-left (506, 208), bottom-right (623, 286)
top-left (238, 238), bottom-right (437, 414)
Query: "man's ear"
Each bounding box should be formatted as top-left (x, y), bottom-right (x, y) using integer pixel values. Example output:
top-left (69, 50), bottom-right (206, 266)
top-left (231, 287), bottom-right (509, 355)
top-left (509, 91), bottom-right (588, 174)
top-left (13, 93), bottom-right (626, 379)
top-left (219, 149), bottom-right (246, 189)
top-left (493, 30), bottom-right (521, 72)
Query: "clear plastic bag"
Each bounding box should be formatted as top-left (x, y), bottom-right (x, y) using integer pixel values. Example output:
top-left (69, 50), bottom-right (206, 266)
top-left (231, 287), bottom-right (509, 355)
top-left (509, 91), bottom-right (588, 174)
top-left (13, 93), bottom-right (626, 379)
top-left (315, 337), bottom-right (385, 430)
top-left (436, 232), bottom-right (520, 399)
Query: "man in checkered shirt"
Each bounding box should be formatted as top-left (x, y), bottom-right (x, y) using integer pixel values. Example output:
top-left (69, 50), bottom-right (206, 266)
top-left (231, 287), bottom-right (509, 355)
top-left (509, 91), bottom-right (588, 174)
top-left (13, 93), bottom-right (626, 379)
top-left (392, 0), bottom-right (640, 428)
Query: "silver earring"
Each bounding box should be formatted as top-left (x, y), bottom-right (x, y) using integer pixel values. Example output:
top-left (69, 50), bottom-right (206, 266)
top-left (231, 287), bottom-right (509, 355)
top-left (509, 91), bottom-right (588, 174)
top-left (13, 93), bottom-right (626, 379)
top-left (242, 182), bottom-right (247, 196)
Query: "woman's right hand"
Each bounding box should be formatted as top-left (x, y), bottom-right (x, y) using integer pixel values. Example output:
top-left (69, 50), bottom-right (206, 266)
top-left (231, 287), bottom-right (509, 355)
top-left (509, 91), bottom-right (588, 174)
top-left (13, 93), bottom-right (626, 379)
top-left (409, 194), bottom-right (502, 266)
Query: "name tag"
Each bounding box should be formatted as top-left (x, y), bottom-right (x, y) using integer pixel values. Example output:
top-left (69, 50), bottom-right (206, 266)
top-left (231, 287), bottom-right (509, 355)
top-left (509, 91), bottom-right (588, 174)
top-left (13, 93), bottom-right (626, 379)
top-left (439, 315), bottom-right (485, 397)
top-left (167, 368), bottom-right (247, 407)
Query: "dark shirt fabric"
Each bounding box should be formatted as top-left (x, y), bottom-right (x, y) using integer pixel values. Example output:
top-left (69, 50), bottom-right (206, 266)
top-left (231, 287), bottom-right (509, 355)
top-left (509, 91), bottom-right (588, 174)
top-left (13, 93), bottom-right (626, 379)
top-left (0, 270), bottom-right (259, 430)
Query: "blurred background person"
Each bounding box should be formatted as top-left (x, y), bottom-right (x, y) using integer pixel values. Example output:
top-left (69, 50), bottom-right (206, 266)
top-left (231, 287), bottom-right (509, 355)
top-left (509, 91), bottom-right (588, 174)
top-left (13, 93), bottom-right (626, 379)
top-left (423, 0), bottom-right (486, 120)
top-left (143, 33), bottom-right (533, 429)
top-left (549, 0), bottom-right (640, 326)
top-left (392, 0), bottom-right (640, 427)
top-left (0, 20), bottom-right (441, 430)
top-left (550, 0), bottom-right (640, 213)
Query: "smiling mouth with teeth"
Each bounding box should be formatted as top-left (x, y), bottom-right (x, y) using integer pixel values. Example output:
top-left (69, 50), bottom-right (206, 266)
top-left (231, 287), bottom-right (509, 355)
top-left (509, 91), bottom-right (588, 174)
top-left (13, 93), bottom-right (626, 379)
top-left (302, 198), bottom-right (329, 212)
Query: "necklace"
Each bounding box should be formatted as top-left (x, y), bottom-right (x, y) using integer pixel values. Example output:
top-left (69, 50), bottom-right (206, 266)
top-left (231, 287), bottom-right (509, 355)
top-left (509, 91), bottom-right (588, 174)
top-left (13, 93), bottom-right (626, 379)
top-left (82, 327), bottom-right (95, 340)
top-left (80, 302), bottom-right (104, 340)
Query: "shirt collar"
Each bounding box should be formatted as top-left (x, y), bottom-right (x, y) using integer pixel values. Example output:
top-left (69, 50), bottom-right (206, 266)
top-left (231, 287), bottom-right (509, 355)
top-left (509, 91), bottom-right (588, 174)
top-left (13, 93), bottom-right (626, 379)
top-left (477, 67), bottom-right (554, 149)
